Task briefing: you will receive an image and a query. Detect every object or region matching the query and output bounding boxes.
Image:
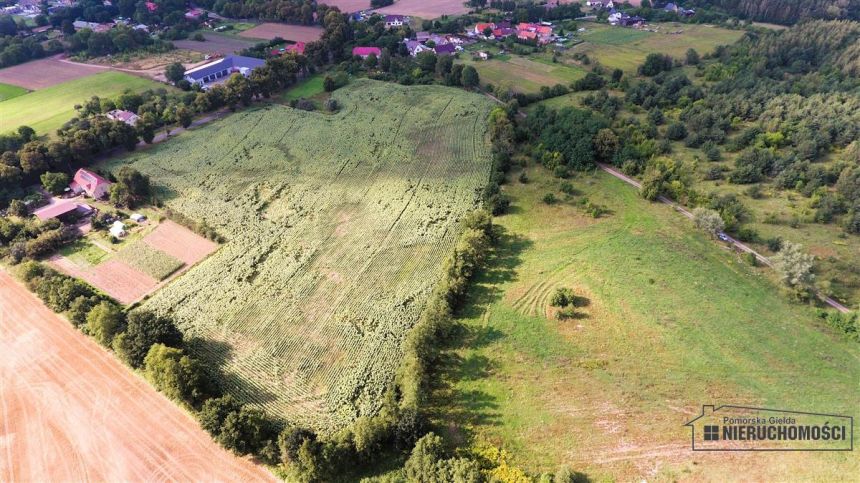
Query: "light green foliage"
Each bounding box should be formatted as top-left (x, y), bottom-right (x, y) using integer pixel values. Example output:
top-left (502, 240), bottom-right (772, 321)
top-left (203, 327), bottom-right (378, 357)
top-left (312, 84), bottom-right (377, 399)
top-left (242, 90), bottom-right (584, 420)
top-left (85, 300), bottom-right (123, 346)
top-left (772, 241), bottom-right (815, 289)
top-left (116, 241), bottom-right (184, 280)
top-left (692, 207), bottom-right (725, 237)
top-left (0, 72), bottom-right (165, 136)
top-left (106, 80), bottom-right (494, 432)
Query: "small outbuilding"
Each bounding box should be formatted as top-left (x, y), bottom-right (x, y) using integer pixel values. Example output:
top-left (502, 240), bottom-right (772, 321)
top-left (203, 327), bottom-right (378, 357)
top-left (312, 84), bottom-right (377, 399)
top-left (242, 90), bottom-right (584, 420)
top-left (109, 221), bottom-right (127, 238)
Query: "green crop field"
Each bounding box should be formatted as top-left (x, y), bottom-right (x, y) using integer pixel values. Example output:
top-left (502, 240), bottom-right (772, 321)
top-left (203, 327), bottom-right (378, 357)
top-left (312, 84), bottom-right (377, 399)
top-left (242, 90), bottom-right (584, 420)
top-left (0, 82), bottom-right (27, 102)
top-left (432, 167), bottom-right (860, 480)
top-left (459, 55), bottom-right (586, 93)
top-left (0, 71), bottom-right (164, 136)
top-left (104, 79), bottom-right (494, 432)
top-left (116, 241), bottom-right (184, 280)
top-left (570, 23), bottom-right (744, 72)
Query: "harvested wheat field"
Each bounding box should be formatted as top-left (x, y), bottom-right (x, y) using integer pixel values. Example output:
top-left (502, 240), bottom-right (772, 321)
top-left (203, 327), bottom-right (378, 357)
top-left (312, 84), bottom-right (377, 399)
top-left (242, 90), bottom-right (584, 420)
top-left (0, 271), bottom-right (275, 482)
top-left (239, 22), bottom-right (324, 42)
top-left (373, 0), bottom-right (469, 19)
top-left (0, 56), bottom-right (104, 90)
top-left (319, 0), bottom-right (371, 13)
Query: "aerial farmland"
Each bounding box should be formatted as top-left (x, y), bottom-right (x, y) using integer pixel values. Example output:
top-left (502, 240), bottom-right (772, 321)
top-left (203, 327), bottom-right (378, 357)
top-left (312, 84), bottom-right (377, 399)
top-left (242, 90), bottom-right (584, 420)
top-left (104, 79), bottom-right (494, 432)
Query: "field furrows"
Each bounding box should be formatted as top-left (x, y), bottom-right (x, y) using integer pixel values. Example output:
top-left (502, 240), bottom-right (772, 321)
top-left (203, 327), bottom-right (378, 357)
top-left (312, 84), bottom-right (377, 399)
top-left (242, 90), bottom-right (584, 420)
top-left (109, 80), bottom-right (493, 432)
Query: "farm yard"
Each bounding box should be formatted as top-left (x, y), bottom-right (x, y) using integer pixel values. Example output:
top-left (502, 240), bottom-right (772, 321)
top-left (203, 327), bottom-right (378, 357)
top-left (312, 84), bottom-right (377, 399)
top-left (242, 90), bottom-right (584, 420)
top-left (0, 56), bottom-right (105, 90)
top-left (238, 23), bottom-right (324, 42)
top-left (103, 79), bottom-right (494, 432)
top-left (0, 71), bottom-right (164, 136)
top-left (459, 55), bottom-right (586, 94)
top-left (174, 33), bottom-right (257, 56)
top-left (372, 0), bottom-right (470, 19)
top-left (49, 219), bottom-right (217, 304)
top-left (433, 168), bottom-right (860, 480)
top-left (569, 23), bottom-right (744, 72)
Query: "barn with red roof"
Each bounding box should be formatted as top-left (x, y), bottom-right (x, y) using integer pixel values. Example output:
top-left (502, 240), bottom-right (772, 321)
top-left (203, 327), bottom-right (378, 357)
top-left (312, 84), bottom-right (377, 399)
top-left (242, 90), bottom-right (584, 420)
top-left (70, 169), bottom-right (111, 199)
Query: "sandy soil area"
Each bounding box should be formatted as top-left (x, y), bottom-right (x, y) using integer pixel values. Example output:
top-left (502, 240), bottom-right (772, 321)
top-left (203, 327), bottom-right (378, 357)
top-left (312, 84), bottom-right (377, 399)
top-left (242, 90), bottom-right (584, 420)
top-left (239, 23), bottom-right (324, 42)
top-left (0, 270), bottom-right (276, 482)
top-left (373, 0), bottom-right (470, 19)
top-left (143, 220), bottom-right (219, 266)
top-left (0, 57), bottom-right (104, 89)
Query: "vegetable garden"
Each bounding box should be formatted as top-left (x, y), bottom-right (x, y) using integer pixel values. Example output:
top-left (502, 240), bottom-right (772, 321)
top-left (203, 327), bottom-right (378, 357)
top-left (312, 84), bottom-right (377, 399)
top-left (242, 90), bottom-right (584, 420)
top-left (105, 80), bottom-right (494, 433)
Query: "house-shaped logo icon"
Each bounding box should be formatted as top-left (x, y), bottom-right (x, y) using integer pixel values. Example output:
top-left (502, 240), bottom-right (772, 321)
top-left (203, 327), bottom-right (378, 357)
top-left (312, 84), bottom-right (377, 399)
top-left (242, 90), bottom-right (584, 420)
top-left (685, 405), bottom-right (853, 451)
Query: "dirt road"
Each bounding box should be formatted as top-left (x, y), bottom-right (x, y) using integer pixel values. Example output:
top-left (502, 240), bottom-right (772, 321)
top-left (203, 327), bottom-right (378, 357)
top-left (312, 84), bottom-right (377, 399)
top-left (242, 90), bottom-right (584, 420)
top-left (0, 270), bottom-right (276, 482)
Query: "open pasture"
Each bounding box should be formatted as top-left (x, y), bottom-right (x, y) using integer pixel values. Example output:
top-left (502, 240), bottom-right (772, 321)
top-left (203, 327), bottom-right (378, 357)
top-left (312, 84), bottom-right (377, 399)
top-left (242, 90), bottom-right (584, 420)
top-left (432, 168), bottom-right (860, 480)
top-left (105, 79), bottom-right (494, 432)
top-left (570, 23), bottom-right (744, 71)
top-left (238, 23), bottom-right (324, 42)
top-left (321, 0), bottom-right (371, 13)
top-left (459, 55), bottom-right (586, 93)
top-left (0, 71), bottom-right (164, 136)
top-left (0, 83), bottom-right (27, 102)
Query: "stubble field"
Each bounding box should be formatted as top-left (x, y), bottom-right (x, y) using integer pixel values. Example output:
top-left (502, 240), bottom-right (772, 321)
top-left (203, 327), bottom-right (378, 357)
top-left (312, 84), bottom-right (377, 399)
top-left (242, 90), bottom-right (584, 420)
top-left (104, 79), bottom-right (494, 432)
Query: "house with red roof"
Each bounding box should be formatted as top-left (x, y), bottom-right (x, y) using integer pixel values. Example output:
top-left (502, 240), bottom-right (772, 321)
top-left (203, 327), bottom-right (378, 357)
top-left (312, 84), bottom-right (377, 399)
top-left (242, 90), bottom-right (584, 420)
top-left (475, 22), bottom-right (495, 35)
top-left (105, 109), bottom-right (139, 126)
top-left (145, 1), bottom-right (157, 12)
top-left (352, 46), bottom-right (381, 59)
top-left (32, 199), bottom-right (93, 221)
top-left (70, 169), bottom-right (111, 199)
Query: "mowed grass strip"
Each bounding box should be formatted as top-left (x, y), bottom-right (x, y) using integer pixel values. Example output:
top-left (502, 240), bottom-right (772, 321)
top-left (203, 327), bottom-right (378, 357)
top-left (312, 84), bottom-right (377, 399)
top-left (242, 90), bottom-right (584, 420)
top-left (432, 167), bottom-right (860, 480)
top-left (116, 240), bottom-right (184, 281)
top-left (0, 71), bottom-right (166, 136)
top-left (280, 74), bottom-right (325, 101)
top-left (0, 82), bottom-right (27, 102)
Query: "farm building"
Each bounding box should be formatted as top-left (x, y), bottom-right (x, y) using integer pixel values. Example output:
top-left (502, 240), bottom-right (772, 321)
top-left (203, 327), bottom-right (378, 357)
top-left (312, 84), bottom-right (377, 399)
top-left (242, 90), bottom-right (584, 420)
top-left (383, 14), bottom-right (408, 28)
top-left (404, 40), bottom-right (430, 57)
top-left (183, 55), bottom-right (266, 89)
top-left (352, 46), bottom-right (382, 58)
top-left (105, 109), bottom-right (139, 126)
top-left (73, 20), bottom-right (112, 32)
top-left (434, 43), bottom-right (455, 55)
top-left (32, 199), bottom-right (93, 221)
top-left (70, 168), bottom-right (111, 199)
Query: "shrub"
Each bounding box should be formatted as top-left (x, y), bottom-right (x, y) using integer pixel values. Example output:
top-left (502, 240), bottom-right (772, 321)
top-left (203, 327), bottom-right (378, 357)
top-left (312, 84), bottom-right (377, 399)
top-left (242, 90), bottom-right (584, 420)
top-left (550, 287), bottom-right (575, 307)
top-left (542, 193), bottom-right (557, 204)
top-left (86, 300), bottom-right (124, 346)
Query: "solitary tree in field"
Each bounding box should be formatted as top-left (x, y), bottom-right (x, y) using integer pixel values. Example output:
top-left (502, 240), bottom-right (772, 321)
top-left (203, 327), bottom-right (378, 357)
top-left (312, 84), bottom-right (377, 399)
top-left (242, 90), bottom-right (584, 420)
top-left (165, 62), bottom-right (186, 85)
top-left (692, 207), bottom-right (725, 237)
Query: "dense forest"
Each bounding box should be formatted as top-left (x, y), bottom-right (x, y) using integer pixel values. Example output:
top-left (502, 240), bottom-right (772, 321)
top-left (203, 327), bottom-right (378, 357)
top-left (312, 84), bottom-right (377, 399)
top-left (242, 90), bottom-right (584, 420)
top-left (689, 0), bottom-right (860, 24)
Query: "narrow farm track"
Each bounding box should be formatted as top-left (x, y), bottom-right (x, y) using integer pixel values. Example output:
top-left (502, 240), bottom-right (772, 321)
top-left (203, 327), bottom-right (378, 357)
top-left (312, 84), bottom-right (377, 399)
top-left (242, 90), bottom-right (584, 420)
top-left (0, 270), bottom-right (276, 482)
top-left (597, 163), bottom-right (851, 314)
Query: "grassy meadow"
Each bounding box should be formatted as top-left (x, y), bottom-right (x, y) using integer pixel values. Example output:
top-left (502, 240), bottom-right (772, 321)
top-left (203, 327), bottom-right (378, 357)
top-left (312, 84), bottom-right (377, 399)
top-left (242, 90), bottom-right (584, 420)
top-left (569, 22), bottom-right (744, 72)
top-left (431, 167), bottom-right (860, 480)
top-left (279, 74), bottom-right (326, 101)
top-left (0, 71), bottom-right (164, 136)
top-left (0, 82), bottom-right (27, 102)
top-left (459, 55), bottom-right (586, 93)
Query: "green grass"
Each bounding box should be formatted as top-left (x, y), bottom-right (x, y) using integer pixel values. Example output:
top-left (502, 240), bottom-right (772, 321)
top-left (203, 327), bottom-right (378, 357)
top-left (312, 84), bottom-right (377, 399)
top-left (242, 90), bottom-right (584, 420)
top-left (116, 241), bottom-right (184, 280)
top-left (280, 74), bottom-right (325, 101)
top-left (0, 83), bottom-right (27, 102)
top-left (59, 239), bottom-right (111, 267)
top-left (432, 167), bottom-right (860, 481)
top-left (569, 22), bottom-right (744, 72)
top-left (0, 72), bottom-right (165, 136)
top-left (459, 55), bottom-right (586, 94)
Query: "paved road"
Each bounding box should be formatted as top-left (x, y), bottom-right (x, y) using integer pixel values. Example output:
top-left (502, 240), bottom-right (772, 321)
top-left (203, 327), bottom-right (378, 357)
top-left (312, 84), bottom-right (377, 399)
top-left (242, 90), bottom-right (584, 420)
top-left (597, 163), bottom-right (852, 314)
top-left (0, 270), bottom-right (276, 482)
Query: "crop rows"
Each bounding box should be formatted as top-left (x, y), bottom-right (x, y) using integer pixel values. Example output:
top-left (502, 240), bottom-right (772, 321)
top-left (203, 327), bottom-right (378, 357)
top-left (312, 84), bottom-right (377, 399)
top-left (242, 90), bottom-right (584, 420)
top-left (116, 240), bottom-right (185, 281)
top-left (106, 80), bottom-right (494, 432)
